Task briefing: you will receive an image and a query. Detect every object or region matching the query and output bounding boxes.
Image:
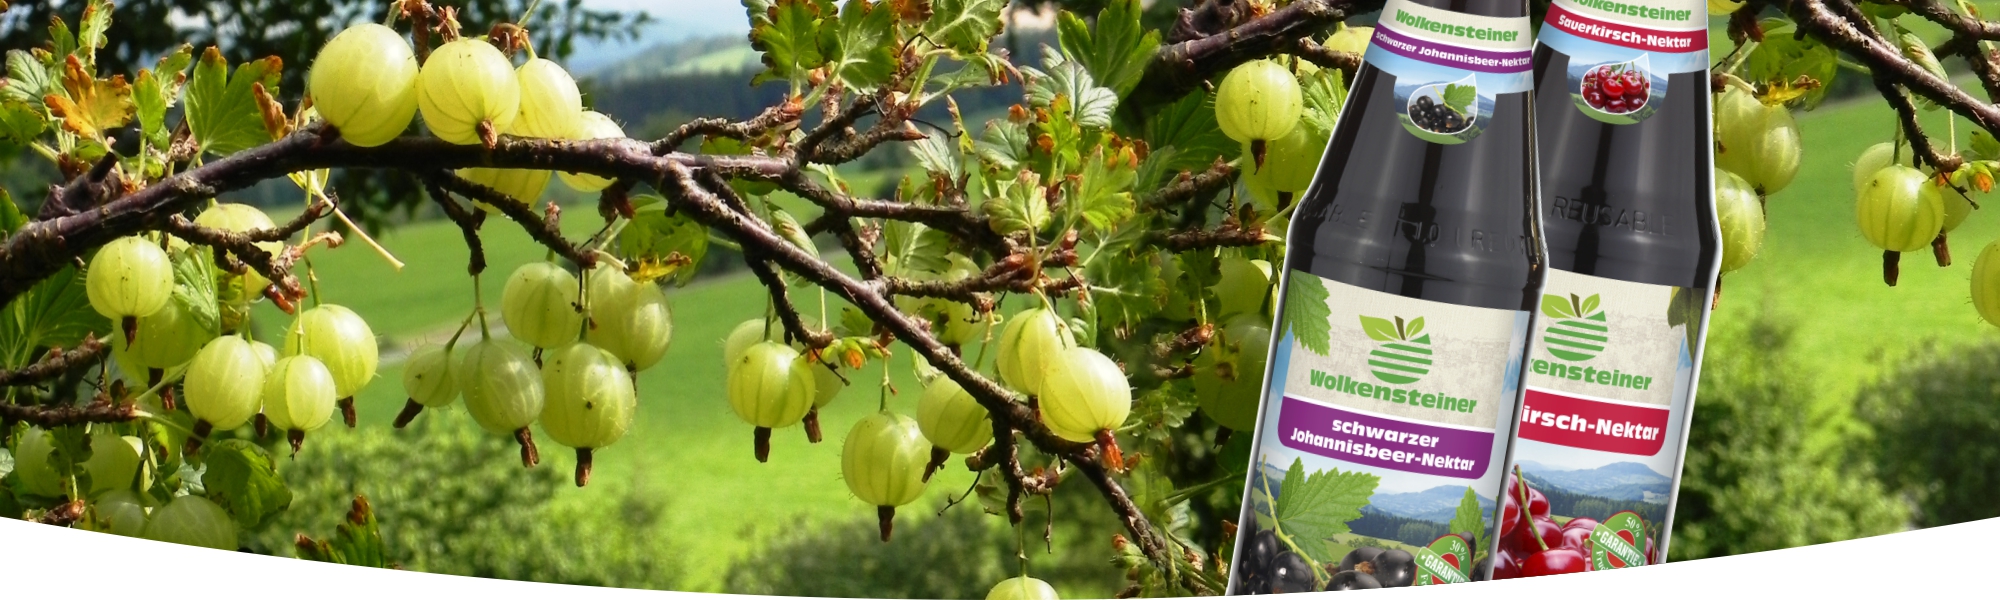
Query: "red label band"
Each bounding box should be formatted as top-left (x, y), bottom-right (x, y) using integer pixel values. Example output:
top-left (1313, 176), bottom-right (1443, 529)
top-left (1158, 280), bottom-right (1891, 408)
top-left (1546, 4), bottom-right (1707, 53)
top-left (1518, 388), bottom-right (1670, 455)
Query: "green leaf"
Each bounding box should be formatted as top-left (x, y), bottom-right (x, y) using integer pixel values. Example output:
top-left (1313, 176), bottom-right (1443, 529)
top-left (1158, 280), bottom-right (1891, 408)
top-left (1272, 458), bottom-right (1377, 565)
top-left (1580, 294), bottom-right (1601, 317)
top-left (0, 189), bottom-right (25, 236)
top-left (1075, 147), bottom-right (1137, 231)
top-left (183, 46), bottom-right (282, 156)
top-left (169, 245), bottom-right (221, 340)
top-left (133, 70), bottom-right (168, 148)
top-left (47, 426), bottom-right (92, 495)
top-left (0, 266), bottom-right (105, 365)
top-left (1144, 91), bottom-right (1235, 174)
top-left (1301, 67), bottom-right (1347, 136)
top-left (1358, 316), bottom-right (1400, 342)
top-left (47, 18), bottom-right (77, 66)
top-left (296, 495), bottom-right (388, 567)
top-left (907, 133), bottom-right (964, 181)
top-left (1285, 274), bottom-right (1332, 356)
top-left (925, 0), bottom-right (1007, 57)
top-left (622, 195), bottom-right (711, 286)
top-left (1972, 131), bottom-right (2000, 162)
top-left (1540, 294), bottom-right (1576, 319)
top-left (0, 100), bottom-right (43, 145)
top-left (1024, 57), bottom-right (1118, 129)
top-left (769, 207), bottom-right (820, 261)
top-left (1743, 19), bottom-right (1839, 108)
top-left (882, 220), bottom-right (952, 276)
top-left (201, 439), bottom-right (293, 530)
top-left (154, 44), bottom-right (194, 100)
top-left (1448, 486), bottom-right (1485, 540)
top-left (1406, 316), bottom-right (1425, 340)
top-left (982, 171), bottom-right (1051, 236)
top-left (746, 0), bottom-right (834, 86)
top-left (4, 50), bottom-right (53, 109)
top-left (1441, 84), bottom-right (1475, 115)
top-left (820, 0), bottom-right (897, 90)
top-left (1056, 0), bottom-right (1159, 98)
top-left (976, 120), bottom-right (1030, 172)
top-left (1083, 243), bottom-right (1164, 335)
top-left (76, 0), bottom-right (114, 69)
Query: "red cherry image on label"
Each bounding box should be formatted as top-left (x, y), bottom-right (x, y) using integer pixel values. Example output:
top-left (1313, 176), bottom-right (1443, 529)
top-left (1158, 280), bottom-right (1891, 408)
top-left (1520, 548), bottom-right (1590, 577)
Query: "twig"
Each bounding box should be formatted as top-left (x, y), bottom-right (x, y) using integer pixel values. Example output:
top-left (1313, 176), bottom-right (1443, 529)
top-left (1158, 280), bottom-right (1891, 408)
top-left (0, 337), bottom-right (108, 388)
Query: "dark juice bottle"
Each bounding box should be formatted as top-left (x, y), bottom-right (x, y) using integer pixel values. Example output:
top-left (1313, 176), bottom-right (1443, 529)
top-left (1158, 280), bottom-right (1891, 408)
top-left (1226, 0), bottom-right (1542, 592)
top-left (1489, 0), bottom-right (1717, 579)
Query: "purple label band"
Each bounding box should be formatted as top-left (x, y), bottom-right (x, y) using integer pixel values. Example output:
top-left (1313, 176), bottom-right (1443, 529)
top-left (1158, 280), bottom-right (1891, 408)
top-left (1371, 26), bottom-right (1533, 74)
top-left (1276, 396), bottom-right (1495, 478)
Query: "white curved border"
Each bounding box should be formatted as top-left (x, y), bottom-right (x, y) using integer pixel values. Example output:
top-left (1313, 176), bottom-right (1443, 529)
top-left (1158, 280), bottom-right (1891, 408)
top-left (1, 516), bottom-right (1991, 597)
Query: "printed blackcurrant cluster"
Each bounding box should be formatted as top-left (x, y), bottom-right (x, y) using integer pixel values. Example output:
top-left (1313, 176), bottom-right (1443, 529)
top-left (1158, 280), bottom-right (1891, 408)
top-left (1490, 473), bottom-right (1658, 579)
top-left (1230, 522), bottom-right (1420, 593)
top-left (1320, 545), bottom-right (1416, 590)
top-left (1410, 95), bottom-right (1467, 134)
top-left (1582, 64), bottom-right (1650, 114)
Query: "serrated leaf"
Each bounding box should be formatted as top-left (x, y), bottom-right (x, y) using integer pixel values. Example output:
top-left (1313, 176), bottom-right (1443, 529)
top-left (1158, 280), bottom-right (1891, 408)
top-left (1358, 315), bottom-right (1400, 342)
top-left (623, 195), bottom-right (711, 286)
top-left (76, 0), bottom-right (114, 69)
top-left (1273, 459), bottom-right (1377, 564)
top-left (908, 133), bottom-right (963, 181)
top-left (133, 70), bottom-right (168, 148)
top-left (1056, 0), bottom-right (1158, 97)
top-left (1284, 274), bottom-right (1331, 356)
top-left (201, 439), bottom-right (292, 530)
top-left (1541, 294), bottom-right (1576, 319)
top-left (1441, 84), bottom-right (1475, 115)
top-left (0, 266), bottom-right (104, 365)
top-left (1448, 486), bottom-right (1485, 541)
top-left (882, 220), bottom-right (952, 276)
top-left (0, 100), bottom-right (44, 144)
top-left (925, 0), bottom-right (1006, 56)
top-left (983, 170), bottom-right (1050, 235)
top-left (153, 44), bottom-right (194, 101)
top-left (169, 245), bottom-right (220, 339)
top-left (976, 119), bottom-right (1029, 171)
top-left (747, 0), bottom-right (834, 86)
top-left (47, 18), bottom-right (77, 66)
top-left (1145, 91), bottom-right (1235, 174)
top-left (42, 55), bottom-right (131, 140)
top-left (1083, 243), bottom-right (1164, 335)
top-left (1301, 67), bottom-right (1347, 136)
top-left (185, 47), bottom-right (283, 156)
top-left (4, 50), bottom-right (53, 108)
top-left (1075, 147), bottom-right (1137, 231)
top-left (821, 0), bottom-right (897, 89)
top-left (1024, 58), bottom-right (1117, 129)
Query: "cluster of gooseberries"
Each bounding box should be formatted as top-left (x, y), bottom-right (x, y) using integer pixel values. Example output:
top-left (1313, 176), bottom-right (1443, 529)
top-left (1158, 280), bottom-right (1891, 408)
top-left (398, 261), bottom-right (668, 487)
top-left (1216, 45), bottom-right (1348, 215)
top-left (1581, 63), bottom-right (1649, 114)
top-left (309, 22), bottom-right (623, 203)
top-left (1710, 75), bottom-right (1803, 279)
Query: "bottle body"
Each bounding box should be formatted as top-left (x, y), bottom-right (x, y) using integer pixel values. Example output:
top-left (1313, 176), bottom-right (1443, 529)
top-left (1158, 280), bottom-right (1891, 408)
top-left (1227, 0), bottom-right (1542, 592)
top-left (1490, 0), bottom-right (1718, 579)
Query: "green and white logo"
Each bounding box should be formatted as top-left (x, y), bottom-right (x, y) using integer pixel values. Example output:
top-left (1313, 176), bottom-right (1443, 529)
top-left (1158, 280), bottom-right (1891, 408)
top-left (1588, 511), bottom-right (1650, 570)
top-left (1359, 315), bottom-right (1432, 384)
top-left (1540, 293), bottom-right (1608, 361)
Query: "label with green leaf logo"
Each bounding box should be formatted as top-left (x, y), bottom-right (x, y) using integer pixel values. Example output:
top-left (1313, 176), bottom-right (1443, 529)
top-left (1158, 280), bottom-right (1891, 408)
top-left (1588, 511), bottom-right (1651, 570)
top-left (1412, 534), bottom-right (1473, 585)
top-left (1539, 292), bottom-right (1608, 361)
top-left (1507, 269), bottom-right (1712, 576)
top-left (1244, 269), bottom-right (1532, 587)
top-left (1360, 315), bottom-right (1432, 384)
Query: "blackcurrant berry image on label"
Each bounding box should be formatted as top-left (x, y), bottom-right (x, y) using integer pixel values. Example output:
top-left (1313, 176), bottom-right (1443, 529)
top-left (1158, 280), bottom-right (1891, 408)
top-left (1361, 0), bottom-right (1532, 145)
top-left (1403, 77), bottom-right (1478, 136)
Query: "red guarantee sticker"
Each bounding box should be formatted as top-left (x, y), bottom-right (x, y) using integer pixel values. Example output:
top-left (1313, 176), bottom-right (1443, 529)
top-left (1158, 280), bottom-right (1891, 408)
top-left (1517, 389), bottom-right (1670, 455)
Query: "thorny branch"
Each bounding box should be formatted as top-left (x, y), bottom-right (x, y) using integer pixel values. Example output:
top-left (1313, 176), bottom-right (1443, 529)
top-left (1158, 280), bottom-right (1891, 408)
top-left (0, 338), bottom-right (107, 388)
